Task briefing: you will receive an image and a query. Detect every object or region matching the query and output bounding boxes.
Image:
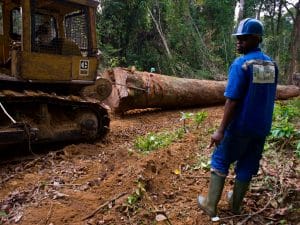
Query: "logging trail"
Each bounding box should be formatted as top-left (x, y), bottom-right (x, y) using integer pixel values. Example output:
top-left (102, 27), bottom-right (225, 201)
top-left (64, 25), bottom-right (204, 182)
top-left (0, 106), bottom-right (299, 225)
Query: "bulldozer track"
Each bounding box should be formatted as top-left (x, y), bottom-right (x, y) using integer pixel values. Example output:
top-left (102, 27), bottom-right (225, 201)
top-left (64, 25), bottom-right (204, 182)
top-left (0, 89), bottom-right (110, 143)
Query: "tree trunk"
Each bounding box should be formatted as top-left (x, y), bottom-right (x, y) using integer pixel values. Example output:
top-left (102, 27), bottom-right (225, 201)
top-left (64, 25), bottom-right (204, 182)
top-left (236, 0), bottom-right (245, 23)
top-left (287, 1), bottom-right (300, 84)
top-left (102, 67), bottom-right (300, 113)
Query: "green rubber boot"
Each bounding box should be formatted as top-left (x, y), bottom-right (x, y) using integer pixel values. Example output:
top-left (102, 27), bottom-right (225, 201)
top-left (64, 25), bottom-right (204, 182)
top-left (197, 172), bottom-right (226, 217)
top-left (228, 180), bottom-right (250, 214)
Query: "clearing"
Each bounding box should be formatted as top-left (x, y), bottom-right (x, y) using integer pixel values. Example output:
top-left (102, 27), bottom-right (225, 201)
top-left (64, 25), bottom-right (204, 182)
top-left (0, 106), bottom-right (299, 225)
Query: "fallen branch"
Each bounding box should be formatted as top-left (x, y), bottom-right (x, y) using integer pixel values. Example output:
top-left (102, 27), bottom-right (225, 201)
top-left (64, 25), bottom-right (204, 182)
top-left (236, 193), bottom-right (277, 225)
top-left (44, 202), bottom-right (53, 225)
top-left (220, 191), bottom-right (278, 224)
top-left (24, 156), bottom-right (44, 169)
top-left (82, 192), bottom-right (127, 221)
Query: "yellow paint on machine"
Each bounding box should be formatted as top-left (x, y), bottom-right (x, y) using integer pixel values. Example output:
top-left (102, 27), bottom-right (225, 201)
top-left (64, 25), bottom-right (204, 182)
top-left (20, 52), bottom-right (97, 81)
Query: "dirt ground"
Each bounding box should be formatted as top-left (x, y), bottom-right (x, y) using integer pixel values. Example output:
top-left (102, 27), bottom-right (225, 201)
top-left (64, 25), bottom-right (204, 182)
top-left (0, 106), bottom-right (299, 225)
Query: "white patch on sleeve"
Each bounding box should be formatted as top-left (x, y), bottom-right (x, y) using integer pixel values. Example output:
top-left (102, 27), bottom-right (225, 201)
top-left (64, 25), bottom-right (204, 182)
top-left (253, 64), bottom-right (275, 84)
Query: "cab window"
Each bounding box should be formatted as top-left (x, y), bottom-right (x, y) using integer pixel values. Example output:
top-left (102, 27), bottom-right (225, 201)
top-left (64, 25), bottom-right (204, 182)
top-left (10, 7), bottom-right (22, 40)
top-left (0, 2), bottom-right (3, 35)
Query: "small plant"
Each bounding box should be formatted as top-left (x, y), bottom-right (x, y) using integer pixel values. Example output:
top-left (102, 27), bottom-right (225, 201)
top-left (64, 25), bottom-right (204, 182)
top-left (0, 211), bottom-right (7, 217)
top-left (270, 118), bottom-right (296, 139)
top-left (267, 99), bottom-right (300, 157)
top-left (295, 140), bottom-right (300, 158)
top-left (192, 154), bottom-right (211, 171)
top-left (194, 111), bottom-right (208, 128)
top-left (126, 181), bottom-right (146, 210)
top-left (180, 112), bottom-right (194, 132)
top-left (134, 128), bottom-right (184, 153)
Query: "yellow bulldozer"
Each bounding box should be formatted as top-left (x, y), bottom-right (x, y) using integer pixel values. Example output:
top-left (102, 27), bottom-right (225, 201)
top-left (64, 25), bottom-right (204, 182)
top-left (0, 0), bottom-right (112, 148)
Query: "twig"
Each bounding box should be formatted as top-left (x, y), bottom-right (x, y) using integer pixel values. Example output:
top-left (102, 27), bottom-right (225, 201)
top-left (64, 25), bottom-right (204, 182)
top-left (144, 192), bottom-right (173, 225)
top-left (220, 213), bottom-right (250, 220)
top-left (82, 192), bottom-right (127, 221)
top-left (46, 183), bottom-right (83, 187)
top-left (24, 157), bottom-right (42, 169)
top-left (127, 210), bottom-right (133, 225)
top-left (0, 175), bottom-right (14, 186)
top-left (220, 192), bottom-right (278, 224)
top-left (182, 174), bottom-right (235, 180)
top-left (45, 202), bottom-right (53, 225)
top-left (236, 193), bottom-right (277, 225)
top-left (182, 175), bottom-right (210, 179)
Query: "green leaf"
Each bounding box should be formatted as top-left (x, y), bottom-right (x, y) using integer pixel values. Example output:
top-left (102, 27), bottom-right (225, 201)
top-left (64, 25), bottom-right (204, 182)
top-left (0, 211), bottom-right (8, 217)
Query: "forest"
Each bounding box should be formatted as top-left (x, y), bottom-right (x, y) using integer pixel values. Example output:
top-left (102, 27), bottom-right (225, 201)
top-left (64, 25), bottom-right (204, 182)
top-left (0, 1), bottom-right (299, 225)
top-left (96, 0), bottom-right (300, 85)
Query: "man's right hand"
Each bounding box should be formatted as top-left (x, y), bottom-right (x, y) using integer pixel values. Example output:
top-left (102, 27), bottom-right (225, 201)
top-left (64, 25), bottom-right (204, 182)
top-left (209, 130), bottom-right (224, 148)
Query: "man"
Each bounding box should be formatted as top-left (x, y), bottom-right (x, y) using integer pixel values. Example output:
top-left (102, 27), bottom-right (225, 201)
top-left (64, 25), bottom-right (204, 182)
top-left (36, 22), bottom-right (53, 45)
top-left (197, 18), bottom-right (278, 217)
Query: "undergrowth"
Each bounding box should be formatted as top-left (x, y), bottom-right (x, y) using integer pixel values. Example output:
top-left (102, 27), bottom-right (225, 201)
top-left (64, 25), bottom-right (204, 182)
top-left (266, 98), bottom-right (300, 158)
top-left (134, 128), bottom-right (184, 153)
top-left (133, 111), bottom-right (208, 154)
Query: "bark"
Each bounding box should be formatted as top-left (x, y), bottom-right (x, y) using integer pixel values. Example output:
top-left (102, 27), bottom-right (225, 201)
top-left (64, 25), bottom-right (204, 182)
top-left (102, 67), bottom-right (300, 113)
top-left (147, 6), bottom-right (172, 60)
top-left (236, 0), bottom-right (245, 23)
top-left (287, 1), bottom-right (300, 84)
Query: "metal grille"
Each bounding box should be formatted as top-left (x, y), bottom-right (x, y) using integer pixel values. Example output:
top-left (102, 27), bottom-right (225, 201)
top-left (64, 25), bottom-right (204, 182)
top-left (32, 13), bottom-right (60, 54)
top-left (11, 8), bottom-right (22, 39)
top-left (31, 1), bottom-right (89, 56)
top-left (65, 11), bottom-right (89, 52)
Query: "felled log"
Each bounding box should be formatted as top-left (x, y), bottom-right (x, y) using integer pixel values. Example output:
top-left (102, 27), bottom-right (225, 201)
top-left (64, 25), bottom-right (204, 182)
top-left (102, 67), bottom-right (300, 113)
top-left (276, 85), bottom-right (300, 100)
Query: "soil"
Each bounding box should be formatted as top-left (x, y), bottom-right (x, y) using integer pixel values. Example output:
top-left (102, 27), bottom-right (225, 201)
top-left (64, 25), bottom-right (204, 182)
top-left (0, 106), bottom-right (299, 225)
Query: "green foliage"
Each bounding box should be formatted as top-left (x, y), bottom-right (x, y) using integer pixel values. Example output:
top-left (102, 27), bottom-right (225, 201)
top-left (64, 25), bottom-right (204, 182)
top-left (271, 100), bottom-right (299, 139)
top-left (180, 112), bottom-right (194, 132)
top-left (126, 180), bottom-right (146, 210)
top-left (192, 154), bottom-right (211, 171)
top-left (97, 0), bottom-right (236, 78)
top-left (267, 99), bottom-right (300, 157)
top-left (194, 111), bottom-right (208, 128)
top-left (0, 211), bottom-right (7, 217)
top-left (180, 111), bottom-right (208, 131)
top-left (134, 111), bottom-right (208, 154)
top-left (97, 0), bottom-right (296, 83)
top-left (270, 119), bottom-right (296, 139)
top-left (261, 1), bottom-right (295, 82)
top-left (296, 140), bottom-right (300, 158)
top-left (134, 128), bottom-right (184, 153)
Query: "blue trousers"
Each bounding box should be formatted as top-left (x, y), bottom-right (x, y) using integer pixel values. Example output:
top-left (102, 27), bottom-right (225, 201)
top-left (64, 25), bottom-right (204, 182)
top-left (211, 132), bottom-right (266, 182)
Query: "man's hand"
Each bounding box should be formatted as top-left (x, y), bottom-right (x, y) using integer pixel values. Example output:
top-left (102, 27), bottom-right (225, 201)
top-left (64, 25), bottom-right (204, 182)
top-left (209, 130), bottom-right (224, 148)
top-left (208, 98), bottom-right (238, 148)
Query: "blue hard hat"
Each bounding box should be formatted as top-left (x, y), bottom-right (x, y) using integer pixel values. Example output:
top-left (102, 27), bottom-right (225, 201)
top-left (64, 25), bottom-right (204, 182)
top-left (232, 18), bottom-right (264, 36)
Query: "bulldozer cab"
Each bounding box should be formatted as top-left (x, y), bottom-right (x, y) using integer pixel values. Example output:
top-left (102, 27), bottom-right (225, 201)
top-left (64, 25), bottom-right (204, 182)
top-left (0, 0), bottom-right (99, 83)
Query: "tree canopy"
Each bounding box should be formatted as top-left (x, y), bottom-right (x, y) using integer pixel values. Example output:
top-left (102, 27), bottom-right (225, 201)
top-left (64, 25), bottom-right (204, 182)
top-left (97, 0), bottom-right (300, 84)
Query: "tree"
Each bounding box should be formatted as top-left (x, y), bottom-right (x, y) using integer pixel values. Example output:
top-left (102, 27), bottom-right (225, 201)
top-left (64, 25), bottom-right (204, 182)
top-left (96, 0), bottom-right (298, 84)
top-left (286, 0), bottom-right (300, 84)
top-left (97, 0), bottom-right (237, 78)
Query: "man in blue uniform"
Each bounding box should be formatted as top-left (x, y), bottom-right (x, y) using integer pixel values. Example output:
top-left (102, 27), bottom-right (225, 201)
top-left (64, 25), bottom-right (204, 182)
top-left (197, 18), bottom-right (278, 217)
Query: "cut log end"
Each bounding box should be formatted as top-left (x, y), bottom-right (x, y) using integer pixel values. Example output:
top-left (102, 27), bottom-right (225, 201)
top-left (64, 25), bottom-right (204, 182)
top-left (80, 78), bottom-right (112, 102)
